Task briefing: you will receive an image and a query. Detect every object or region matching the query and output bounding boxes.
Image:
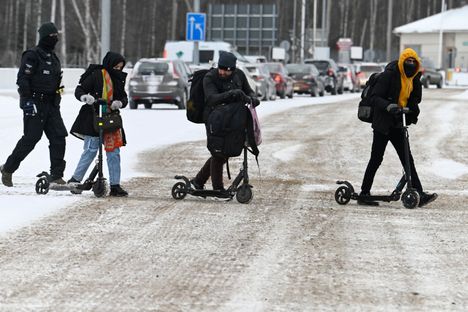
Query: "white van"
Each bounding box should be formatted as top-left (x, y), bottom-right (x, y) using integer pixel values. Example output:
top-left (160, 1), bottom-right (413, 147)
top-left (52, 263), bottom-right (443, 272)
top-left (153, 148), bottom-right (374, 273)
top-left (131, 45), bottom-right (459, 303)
top-left (163, 41), bottom-right (248, 66)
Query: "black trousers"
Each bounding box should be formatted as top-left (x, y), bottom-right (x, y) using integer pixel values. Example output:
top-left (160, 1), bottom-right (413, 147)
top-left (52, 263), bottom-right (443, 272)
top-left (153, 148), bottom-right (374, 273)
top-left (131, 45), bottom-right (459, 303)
top-left (194, 156), bottom-right (227, 190)
top-left (4, 100), bottom-right (67, 178)
top-left (361, 128), bottom-right (423, 194)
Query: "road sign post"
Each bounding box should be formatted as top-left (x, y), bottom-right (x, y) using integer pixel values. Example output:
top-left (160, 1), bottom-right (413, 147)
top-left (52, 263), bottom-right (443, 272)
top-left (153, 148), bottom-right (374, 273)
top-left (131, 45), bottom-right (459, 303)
top-left (186, 12), bottom-right (206, 65)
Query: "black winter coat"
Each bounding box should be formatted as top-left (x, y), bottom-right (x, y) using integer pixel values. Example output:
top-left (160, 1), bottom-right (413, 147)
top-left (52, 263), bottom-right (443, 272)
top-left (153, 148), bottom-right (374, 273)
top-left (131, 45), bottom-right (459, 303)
top-left (70, 65), bottom-right (128, 140)
top-left (202, 68), bottom-right (255, 122)
top-left (370, 60), bottom-right (421, 135)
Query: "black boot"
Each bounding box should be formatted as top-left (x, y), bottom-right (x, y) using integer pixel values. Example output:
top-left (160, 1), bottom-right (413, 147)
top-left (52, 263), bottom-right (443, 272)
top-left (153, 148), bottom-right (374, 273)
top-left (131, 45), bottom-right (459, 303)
top-left (109, 184), bottom-right (128, 197)
top-left (0, 165), bottom-right (13, 187)
top-left (357, 192), bottom-right (379, 206)
top-left (419, 192), bottom-right (437, 207)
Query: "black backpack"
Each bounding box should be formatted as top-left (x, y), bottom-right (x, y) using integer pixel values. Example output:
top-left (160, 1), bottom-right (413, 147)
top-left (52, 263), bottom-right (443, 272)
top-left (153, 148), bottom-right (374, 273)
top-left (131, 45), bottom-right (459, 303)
top-left (186, 69), bottom-right (210, 123)
top-left (357, 72), bottom-right (381, 123)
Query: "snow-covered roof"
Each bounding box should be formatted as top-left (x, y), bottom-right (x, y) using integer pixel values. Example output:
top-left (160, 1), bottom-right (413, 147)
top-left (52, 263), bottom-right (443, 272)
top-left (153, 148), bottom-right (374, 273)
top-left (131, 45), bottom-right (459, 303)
top-left (394, 5), bottom-right (468, 34)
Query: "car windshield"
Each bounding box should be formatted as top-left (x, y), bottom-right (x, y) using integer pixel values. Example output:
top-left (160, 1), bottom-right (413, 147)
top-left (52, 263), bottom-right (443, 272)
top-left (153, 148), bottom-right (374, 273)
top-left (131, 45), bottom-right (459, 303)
top-left (137, 62), bottom-right (169, 75)
top-left (245, 66), bottom-right (260, 75)
top-left (360, 65), bottom-right (382, 72)
top-left (309, 61), bottom-right (329, 71)
top-left (286, 64), bottom-right (311, 74)
top-left (265, 63), bottom-right (285, 74)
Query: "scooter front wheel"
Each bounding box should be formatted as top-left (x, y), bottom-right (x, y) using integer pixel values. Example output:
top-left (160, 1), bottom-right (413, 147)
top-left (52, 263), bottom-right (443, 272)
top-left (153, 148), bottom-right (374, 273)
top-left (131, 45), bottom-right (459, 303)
top-left (402, 190), bottom-right (419, 209)
top-left (335, 185), bottom-right (351, 205)
top-left (172, 182), bottom-right (187, 200)
top-left (236, 184), bottom-right (253, 204)
top-left (35, 178), bottom-right (50, 195)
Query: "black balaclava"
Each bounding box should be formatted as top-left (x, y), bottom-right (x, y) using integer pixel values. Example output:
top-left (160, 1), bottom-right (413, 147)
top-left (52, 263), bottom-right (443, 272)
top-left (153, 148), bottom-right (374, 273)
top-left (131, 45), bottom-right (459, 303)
top-left (102, 51), bottom-right (127, 89)
top-left (403, 62), bottom-right (418, 77)
top-left (38, 22), bottom-right (59, 51)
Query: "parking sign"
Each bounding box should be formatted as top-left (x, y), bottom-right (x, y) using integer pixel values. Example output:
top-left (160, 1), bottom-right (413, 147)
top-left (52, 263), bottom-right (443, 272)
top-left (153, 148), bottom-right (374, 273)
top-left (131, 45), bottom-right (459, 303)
top-left (186, 12), bottom-right (206, 41)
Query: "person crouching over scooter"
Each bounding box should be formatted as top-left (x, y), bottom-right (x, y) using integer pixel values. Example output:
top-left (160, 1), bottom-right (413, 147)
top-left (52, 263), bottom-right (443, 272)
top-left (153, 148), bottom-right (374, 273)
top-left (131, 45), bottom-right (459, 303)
top-left (359, 48), bottom-right (437, 207)
top-left (68, 52), bottom-right (128, 197)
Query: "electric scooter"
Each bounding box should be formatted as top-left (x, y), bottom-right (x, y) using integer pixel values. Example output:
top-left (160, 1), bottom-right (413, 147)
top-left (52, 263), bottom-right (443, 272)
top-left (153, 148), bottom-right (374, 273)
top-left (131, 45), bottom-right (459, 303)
top-left (335, 108), bottom-right (421, 209)
top-left (171, 144), bottom-right (254, 204)
top-left (35, 99), bottom-right (108, 197)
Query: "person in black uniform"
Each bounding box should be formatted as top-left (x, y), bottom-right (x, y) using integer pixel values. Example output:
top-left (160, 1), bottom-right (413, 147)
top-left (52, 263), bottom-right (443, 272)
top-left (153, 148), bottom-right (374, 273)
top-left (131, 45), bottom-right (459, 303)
top-left (1, 22), bottom-right (67, 187)
top-left (190, 51), bottom-right (259, 194)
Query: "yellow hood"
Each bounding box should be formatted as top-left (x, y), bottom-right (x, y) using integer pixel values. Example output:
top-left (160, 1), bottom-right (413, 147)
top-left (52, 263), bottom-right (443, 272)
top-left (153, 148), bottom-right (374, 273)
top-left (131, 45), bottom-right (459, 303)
top-left (397, 48), bottom-right (420, 107)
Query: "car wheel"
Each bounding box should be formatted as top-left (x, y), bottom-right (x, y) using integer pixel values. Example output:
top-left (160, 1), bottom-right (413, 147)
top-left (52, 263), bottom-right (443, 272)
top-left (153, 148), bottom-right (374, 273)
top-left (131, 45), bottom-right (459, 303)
top-left (178, 92), bottom-right (187, 109)
top-left (331, 87), bottom-right (337, 95)
top-left (437, 80), bottom-right (443, 89)
top-left (129, 100), bottom-right (138, 109)
top-left (279, 90), bottom-right (286, 99)
top-left (423, 77), bottom-right (429, 88)
top-left (319, 90), bottom-right (324, 97)
top-left (144, 103), bottom-right (152, 109)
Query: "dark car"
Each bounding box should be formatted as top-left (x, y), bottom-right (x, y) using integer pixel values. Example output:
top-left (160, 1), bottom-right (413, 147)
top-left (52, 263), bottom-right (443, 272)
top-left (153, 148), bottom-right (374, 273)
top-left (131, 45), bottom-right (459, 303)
top-left (286, 63), bottom-right (324, 97)
top-left (264, 62), bottom-right (294, 99)
top-left (304, 59), bottom-right (344, 95)
top-left (128, 58), bottom-right (191, 109)
top-left (420, 57), bottom-right (443, 88)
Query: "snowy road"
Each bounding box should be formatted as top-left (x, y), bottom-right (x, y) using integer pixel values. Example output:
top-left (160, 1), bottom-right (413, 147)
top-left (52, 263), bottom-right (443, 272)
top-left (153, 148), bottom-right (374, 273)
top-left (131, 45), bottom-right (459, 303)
top-left (0, 88), bottom-right (467, 310)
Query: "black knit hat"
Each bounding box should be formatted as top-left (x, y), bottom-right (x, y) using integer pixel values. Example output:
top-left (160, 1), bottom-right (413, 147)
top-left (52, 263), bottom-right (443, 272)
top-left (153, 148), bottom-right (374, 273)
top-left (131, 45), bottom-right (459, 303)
top-left (38, 22), bottom-right (58, 40)
top-left (218, 51), bottom-right (237, 71)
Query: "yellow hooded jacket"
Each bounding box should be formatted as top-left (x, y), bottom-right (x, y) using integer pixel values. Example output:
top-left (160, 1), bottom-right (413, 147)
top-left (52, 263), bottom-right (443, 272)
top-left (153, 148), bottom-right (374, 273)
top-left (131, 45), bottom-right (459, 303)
top-left (397, 48), bottom-right (420, 107)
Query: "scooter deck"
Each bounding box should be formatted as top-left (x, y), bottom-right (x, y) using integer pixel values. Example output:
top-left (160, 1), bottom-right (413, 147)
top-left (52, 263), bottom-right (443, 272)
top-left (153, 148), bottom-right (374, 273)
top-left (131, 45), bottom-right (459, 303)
top-left (49, 184), bottom-right (83, 194)
top-left (189, 189), bottom-right (233, 199)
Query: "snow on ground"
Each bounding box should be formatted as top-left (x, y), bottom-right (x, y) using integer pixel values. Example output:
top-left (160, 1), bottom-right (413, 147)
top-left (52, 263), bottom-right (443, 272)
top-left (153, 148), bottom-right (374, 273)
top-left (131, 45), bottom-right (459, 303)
top-left (0, 91), bottom-right (359, 235)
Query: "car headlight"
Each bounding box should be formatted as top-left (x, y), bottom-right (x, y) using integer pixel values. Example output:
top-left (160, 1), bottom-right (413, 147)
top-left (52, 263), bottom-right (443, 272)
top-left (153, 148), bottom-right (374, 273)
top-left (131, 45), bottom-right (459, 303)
top-left (167, 81), bottom-right (178, 86)
top-left (129, 80), bottom-right (139, 86)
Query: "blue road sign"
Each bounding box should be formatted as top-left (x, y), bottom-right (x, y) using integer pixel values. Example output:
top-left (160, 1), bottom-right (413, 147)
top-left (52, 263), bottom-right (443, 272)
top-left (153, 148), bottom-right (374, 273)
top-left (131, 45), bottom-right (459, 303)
top-left (186, 12), bottom-right (206, 41)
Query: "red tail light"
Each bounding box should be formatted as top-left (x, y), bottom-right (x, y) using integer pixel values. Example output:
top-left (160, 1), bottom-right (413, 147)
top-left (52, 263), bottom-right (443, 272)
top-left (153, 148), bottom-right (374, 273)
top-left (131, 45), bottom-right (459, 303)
top-left (172, 63), bottom-right (180, 79)
top-left (327, 68), bottom-right (334, 76)
top-left (274, 74), bottom-right (283, 83)
top-left (357, 72), bottom-right (365, 78)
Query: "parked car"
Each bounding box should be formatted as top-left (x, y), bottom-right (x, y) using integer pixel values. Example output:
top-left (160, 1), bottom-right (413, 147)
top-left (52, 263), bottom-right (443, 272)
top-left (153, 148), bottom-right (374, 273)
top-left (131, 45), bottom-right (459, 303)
top-left (244, 55), bottom-right (267, 63)
top-left (286, 63), bottom-right (324, 97)
top-left (244, 63), bottom-right (276, 101)
top-left (420, 57), bottom-right (443, 88)
top-left (238, 65), bottom-right (259, 98)
top-left (264, 62), bottom-right (294, 99)
top-left (355, 63), bottom-right (384, 88)
top-left (128, 58), bottom-right (191, 109)
top-left (304, 58), bottom-right (344, 95)
top-left (339, 63), bottom-right (360, 93)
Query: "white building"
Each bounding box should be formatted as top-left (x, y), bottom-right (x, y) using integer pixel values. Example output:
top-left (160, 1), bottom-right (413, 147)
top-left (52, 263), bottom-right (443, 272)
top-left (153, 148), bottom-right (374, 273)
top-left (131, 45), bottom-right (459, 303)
top-left (394, 5), bottom-right (468, 69)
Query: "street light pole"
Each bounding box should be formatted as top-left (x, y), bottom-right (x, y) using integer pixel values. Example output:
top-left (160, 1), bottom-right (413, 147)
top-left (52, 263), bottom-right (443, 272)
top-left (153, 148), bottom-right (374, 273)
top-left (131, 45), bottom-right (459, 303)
top-left (193, 0), bottom-right (200, 65)
top-left (438, 0), bottom-right (446, 69)
top-left (101, 0), bottom-right (111, 61)
top-left (300, 0), bottom-right (306, 63)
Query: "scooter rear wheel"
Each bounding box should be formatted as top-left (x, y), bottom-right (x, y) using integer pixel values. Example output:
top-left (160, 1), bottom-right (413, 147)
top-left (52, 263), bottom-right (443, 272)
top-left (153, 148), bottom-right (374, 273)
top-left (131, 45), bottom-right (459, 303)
top-left (335, 185), bottom-right (351, 205)
top-left (172, 182), bottom-right (187, 200)
top-left (236, 184), bottom-right (253, 204)
top-left (402, 190), bottom-right (419, 209)
top-left (35, 178), bottom-right (50, 195)
top-left (93, 179), bottom-right (107, 198)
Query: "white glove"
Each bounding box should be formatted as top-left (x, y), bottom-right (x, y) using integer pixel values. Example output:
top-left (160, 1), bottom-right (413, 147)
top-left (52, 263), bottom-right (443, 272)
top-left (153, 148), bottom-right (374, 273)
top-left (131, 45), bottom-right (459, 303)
top-left (80, 94), bottom-right (95, 105)
top-left (110, 100), bottom-right (123, 110)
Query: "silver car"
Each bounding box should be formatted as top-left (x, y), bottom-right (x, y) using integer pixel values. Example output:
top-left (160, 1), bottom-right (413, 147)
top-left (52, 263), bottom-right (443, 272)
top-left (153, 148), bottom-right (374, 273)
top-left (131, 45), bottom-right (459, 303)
top-left (244, 63), bottom-right (277, 101)
top-left (128, 58), bottom-right (191, 109)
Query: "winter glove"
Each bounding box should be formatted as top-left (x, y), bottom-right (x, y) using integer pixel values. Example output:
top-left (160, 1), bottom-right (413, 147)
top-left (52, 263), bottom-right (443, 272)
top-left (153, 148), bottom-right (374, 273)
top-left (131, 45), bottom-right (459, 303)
top-left (80, 94), bottom-right (95, 105)
top-left (386, 103), bottom-right (401, 116)
top-left (229, 89), bottom-right (246, 101)
top-left (250, 96), bottom-right (260, 107)
top-left (110, 100), bottom-right (123, 110)
top-left (21, 99), bottom-right (37, 116)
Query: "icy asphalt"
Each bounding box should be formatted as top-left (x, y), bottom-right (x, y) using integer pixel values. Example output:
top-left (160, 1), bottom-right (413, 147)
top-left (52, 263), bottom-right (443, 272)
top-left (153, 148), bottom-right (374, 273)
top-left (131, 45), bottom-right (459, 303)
top-left (0, 88), bottom-right (467, 310)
